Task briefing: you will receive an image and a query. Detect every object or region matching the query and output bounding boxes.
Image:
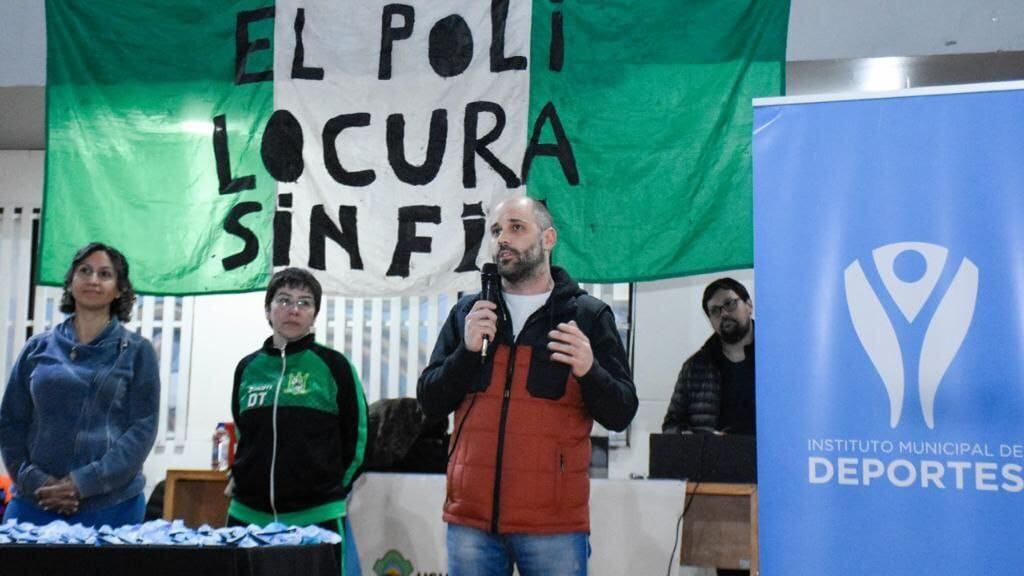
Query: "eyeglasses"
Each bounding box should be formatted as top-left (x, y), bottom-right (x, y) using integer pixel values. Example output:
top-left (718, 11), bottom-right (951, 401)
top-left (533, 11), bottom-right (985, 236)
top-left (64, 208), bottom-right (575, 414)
top-left (273, 295), bottom-right (315, 311)
top-left (75, 265), bottom-right (116, 281)
top-left (708, 297), bottom-right (741, 318)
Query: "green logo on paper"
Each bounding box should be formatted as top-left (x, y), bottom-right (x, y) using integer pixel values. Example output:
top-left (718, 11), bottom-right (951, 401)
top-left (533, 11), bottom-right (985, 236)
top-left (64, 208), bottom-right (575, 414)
top-left (372, 549), bottom-right (414, 576)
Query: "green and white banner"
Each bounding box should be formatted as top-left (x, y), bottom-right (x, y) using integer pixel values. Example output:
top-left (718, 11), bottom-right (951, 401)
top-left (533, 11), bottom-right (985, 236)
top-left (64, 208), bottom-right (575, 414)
top-left (42, 0), bottom-right (788, 296)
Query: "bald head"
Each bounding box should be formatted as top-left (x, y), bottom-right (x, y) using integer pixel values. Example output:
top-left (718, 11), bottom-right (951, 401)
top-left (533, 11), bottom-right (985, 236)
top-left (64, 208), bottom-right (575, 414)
top-left (493, 196), bottom-right (554, 233)
top-left (489, 195), bottom-right (558, 291)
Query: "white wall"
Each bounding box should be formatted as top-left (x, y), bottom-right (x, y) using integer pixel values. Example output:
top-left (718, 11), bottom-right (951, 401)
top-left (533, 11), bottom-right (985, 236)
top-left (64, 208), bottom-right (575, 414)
top-left (787, 0), bottom-right (1024, 61)
top-left (0, 0), bottom-right (45, 87)
top-left (0, 151), bottom-right (43, 204)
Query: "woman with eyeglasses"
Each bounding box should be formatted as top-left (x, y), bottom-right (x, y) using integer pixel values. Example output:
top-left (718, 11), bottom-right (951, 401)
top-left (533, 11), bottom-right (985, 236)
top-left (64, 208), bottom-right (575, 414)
top-left (0, 242), bottom-right (160, 527)
top-left (227, 267), bottom-right (367, 575)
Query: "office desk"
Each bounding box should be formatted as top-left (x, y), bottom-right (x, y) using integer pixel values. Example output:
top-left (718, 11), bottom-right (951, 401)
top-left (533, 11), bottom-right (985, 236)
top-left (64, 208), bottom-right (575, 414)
top-left (681, 482), bottom-right (758, 574)
top-left (162, 468), bottom-right (229, 527)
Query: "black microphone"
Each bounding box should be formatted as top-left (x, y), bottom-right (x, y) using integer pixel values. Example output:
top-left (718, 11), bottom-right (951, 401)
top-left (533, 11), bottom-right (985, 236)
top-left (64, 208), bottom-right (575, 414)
top-left (480, 263), bottom-right (500, 360)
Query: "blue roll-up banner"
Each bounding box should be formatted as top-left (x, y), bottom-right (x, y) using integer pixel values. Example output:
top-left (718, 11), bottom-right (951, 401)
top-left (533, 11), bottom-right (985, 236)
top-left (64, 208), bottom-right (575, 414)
top-left (753, 82), bottom-right (1024, 575)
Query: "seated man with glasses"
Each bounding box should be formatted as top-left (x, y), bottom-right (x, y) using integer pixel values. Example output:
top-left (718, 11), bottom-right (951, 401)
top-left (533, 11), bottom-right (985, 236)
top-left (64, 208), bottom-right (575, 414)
top-left (662, 277), bottom-right (756, 435)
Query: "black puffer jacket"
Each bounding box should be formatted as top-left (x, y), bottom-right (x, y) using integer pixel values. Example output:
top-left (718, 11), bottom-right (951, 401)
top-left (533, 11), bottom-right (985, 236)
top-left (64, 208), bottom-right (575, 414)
top-left (661, 333), bottom-right (754, 432)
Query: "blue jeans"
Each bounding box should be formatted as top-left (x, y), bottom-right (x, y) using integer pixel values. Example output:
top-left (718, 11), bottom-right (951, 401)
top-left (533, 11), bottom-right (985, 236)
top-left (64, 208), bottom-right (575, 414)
top-left (447, 523), bottom-right (589, 576)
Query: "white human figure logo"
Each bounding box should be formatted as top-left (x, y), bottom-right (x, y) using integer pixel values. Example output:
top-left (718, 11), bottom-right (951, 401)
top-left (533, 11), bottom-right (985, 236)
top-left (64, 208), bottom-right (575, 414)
top-left (844, 242), bottom-right (978, 429)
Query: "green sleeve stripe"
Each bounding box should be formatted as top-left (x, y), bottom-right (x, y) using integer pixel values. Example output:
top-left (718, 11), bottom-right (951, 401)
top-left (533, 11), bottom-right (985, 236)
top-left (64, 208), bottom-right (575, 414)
top-left (341, 360), bottom-right (368, 487)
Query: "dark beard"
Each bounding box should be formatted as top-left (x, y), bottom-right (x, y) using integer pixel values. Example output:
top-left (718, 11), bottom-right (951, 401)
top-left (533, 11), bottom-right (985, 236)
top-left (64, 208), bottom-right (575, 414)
top-left (496, 243), bottom-right (544, 284)
top-left (719, 318), bottom-right (751, 344)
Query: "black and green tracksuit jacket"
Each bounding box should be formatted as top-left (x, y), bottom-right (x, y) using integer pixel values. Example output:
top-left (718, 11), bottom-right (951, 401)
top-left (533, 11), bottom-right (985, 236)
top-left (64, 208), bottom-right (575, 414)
top-left (229, 333), bottom-right (367, 525)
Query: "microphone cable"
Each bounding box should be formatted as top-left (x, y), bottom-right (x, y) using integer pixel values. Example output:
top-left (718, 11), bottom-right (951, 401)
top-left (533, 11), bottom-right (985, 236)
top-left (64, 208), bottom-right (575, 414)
top-left (666, 431), bottom-right (723, 576)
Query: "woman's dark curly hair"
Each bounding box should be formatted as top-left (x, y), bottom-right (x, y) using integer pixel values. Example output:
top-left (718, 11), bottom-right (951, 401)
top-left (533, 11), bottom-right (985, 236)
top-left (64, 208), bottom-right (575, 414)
top-left (59, 243), bottom-right (137, 322)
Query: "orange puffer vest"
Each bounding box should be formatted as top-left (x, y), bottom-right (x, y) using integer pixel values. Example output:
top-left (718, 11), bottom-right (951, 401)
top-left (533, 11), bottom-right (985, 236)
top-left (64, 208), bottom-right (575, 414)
top-left (443, 343), bottom-right (593, 534)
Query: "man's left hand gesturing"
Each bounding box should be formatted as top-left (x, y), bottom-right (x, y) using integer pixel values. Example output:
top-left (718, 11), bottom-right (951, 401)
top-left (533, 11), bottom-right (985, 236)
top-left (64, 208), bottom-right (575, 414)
top-left (548, 321), bottom-right (594, 378)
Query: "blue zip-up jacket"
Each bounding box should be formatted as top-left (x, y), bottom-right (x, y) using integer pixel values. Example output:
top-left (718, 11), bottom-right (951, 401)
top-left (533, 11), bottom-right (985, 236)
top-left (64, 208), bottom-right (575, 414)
top-left (0, 317), bottom-right (160, 512)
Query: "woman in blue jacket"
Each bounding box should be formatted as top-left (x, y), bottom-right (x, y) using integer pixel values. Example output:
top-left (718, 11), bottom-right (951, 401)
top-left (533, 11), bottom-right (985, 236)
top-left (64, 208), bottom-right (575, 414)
top-left (0, 243), bottom-right (160, 527)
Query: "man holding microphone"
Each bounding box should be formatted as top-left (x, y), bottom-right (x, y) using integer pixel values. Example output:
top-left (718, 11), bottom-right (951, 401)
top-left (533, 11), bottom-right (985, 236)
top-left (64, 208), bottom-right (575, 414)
top-left (418, 195), bottom-right (638, 576)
